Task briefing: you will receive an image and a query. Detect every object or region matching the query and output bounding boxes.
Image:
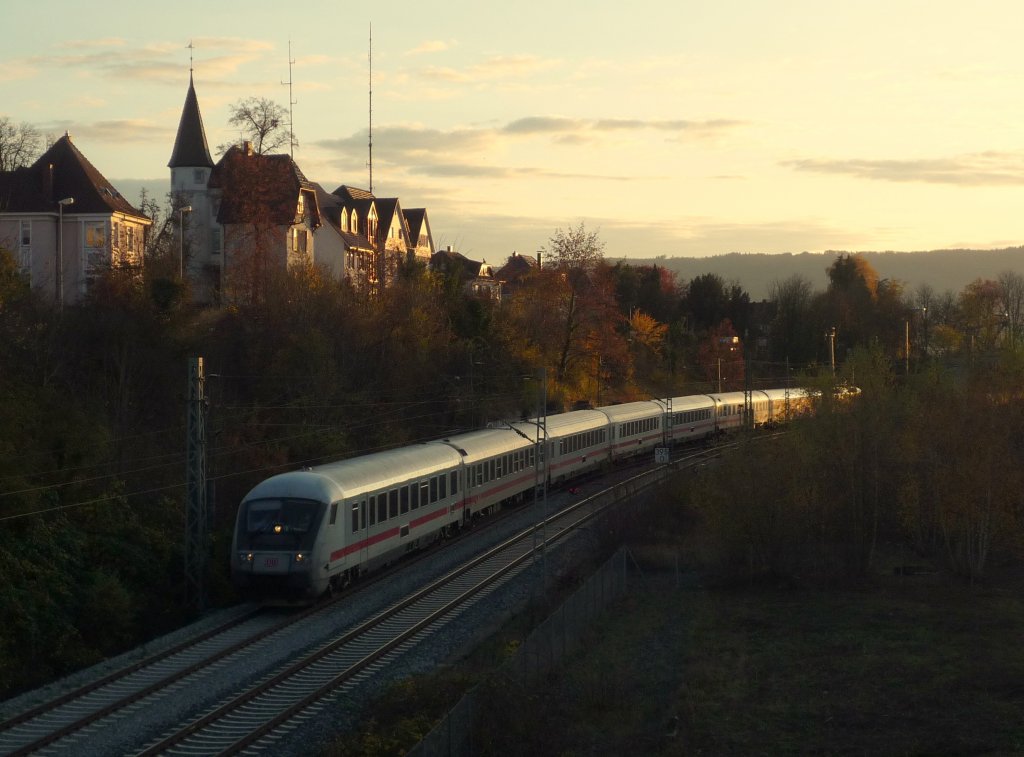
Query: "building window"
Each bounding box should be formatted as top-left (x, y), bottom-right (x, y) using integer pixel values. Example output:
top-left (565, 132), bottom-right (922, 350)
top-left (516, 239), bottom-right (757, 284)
top-left (18, 220), bottom-right (31, 275)
top-left (350, 209), bottom-right (358, 234)
top-left (86, 223), bottom-right (105, 249)
top-left (211, 226), bottom-right (221, 256)
top-left (193, 168), bottom-right (206, 184)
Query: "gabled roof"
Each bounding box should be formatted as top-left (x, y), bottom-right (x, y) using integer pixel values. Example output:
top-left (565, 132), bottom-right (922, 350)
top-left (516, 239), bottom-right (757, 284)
top-left (209, 145), bottom-right (319, 227)
top-left (496, 251), bottom-right (539, 286)
top-left (331, 185), bottom-right (376, 223)
top-left (168, 73), bottom-right (214, 169)
top-left (374, 197), bottom-right (409, 241)
top-left (0, 134), bottom-right (148, 219)
top-left (312, 183), bottom-right (374, 250)
top-left (430, 248), bottom-right (481, 279)
top-left (403, 208), bottom-right (431, 247)
top-left (334, 185), bottom-right (375, 202)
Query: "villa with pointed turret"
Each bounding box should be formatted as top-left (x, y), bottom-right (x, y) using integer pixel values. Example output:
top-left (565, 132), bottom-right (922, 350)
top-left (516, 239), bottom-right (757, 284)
top-left (0, 72), bottom-right (442, 306)
top-left (168, 73), bottom-right (437, 303)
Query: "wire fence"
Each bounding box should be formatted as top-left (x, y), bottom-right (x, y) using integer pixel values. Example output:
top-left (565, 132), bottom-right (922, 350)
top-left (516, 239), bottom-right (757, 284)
top-left (408, 547), bottom-right (631, 757)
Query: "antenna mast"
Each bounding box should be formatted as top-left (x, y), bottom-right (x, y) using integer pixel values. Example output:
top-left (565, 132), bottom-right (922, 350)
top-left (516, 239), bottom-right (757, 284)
top-left (368, 23), bottom-right (374, 194)
top-left (281, 39), bottom-right (297, 159)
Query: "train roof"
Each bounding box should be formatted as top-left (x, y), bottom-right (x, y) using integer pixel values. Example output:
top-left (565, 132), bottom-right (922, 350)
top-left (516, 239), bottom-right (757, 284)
top-left (658, 395), bottom-right (716, 412)
top-left (242, 443), bottom-right (464, 504)
top-left (707, 390), bottom-right (768, 405)
top-left (597, 400), bottom-right (665, 423)
top-left (432, 427), bottom-right (535, 464)
top-left (760, 387), bottom-right (812, 402)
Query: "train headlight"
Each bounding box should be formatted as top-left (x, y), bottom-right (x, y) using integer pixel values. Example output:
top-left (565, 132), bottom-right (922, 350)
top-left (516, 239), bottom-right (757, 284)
top-left (242, 552), bottom-right (253, 562)
top-left (273, 524), bottom-right (283, 534)
top-left (295, 552), bottom-right (305, 563)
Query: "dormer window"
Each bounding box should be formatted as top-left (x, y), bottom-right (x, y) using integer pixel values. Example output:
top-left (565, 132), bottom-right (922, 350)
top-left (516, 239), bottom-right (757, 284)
top-left (350, 209), bottom-right (359, 234)
top-left (340, 208), bottom-right (349, 231)
top-left (297, 193), bottom-right (305, 218)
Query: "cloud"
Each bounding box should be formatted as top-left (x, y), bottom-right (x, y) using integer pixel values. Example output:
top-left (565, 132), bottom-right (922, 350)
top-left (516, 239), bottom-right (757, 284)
top-left (49, 119), bottom-right (175, 144)
top-left (504, 116), bottom-right (745, 138)
top-left (420, 54), bottom-right (560, 83)
top-left (405, 40), bottom-right (452, 56)
top-left (21, 37), bottom-right (274, 87)
top-left (314, 114), bottom-right (737, 184)
top-left (317, 125), bottom-right (493, 159)
top-left (785, 152), bottom-right (1024, 186)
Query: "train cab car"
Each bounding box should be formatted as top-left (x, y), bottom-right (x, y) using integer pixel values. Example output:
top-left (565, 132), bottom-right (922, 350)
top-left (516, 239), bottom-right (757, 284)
top-left (658, 394), bottom-right (716, 444)
top-left (435, 428), bottom-right (538, 520)
top-left (599, 401), bottom-right (666, 461)
top-left (231, 443), bottom-right (464, 600)
top-left (535, 409), bottom-right (612, 485)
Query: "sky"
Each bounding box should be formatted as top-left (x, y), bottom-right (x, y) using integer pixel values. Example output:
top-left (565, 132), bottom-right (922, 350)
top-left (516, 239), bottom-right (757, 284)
top-left (5, 0), bottom-right (1024, 261)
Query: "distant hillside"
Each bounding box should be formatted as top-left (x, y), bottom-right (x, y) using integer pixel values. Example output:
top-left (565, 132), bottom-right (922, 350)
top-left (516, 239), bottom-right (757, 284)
top-left (620, 248), bottom-right (1024, 300)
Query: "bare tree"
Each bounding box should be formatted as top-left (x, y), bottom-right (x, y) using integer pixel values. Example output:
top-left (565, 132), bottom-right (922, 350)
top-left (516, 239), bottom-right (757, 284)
top-left (218, 98), bottom-right (293, 156)
top-left (997, 270), bottom-right (1024, 346)
top-left (0, 117), bottom-right (42, 171)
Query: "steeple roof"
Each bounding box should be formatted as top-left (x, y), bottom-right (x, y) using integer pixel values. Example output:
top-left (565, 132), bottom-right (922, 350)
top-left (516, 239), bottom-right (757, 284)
top-left (168, 74), bottom-right (214, 169)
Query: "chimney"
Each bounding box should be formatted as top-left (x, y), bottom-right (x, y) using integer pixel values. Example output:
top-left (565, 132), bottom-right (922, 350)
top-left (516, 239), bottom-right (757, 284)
top-left (243, 140), bottom-right (254, 157)
top-left (536, 252), bottom-right (542, 268)
top-left (446, 245), bottom-right (453, 253)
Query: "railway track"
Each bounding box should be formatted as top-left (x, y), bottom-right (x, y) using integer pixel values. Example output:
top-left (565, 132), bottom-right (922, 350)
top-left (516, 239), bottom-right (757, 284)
top-left (0, 446), bottom-right (718, 756)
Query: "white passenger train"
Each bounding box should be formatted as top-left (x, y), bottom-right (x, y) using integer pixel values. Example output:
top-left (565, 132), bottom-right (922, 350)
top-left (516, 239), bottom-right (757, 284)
top-left (231, 387), bottom-right (812, 599)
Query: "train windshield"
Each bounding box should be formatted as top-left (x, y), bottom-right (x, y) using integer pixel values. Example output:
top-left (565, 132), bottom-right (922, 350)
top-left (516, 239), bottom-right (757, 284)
top-left (237, 498), bottom-right (324, 550)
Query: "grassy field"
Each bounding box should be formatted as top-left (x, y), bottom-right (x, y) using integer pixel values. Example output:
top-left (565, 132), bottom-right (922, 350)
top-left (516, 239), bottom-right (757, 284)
top-left (331, 556), bottom-right (1024, 757)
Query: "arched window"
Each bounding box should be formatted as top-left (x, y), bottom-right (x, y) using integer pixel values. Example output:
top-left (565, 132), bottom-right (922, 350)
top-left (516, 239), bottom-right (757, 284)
top-left (350, 209), bottom-right (359, 234)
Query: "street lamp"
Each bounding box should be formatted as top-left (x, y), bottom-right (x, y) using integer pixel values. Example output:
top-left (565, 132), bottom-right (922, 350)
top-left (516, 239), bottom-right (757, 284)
top-left (56, 197), bottom-right (74, 310)
top-left (179, 205), bottom-right (193, 280)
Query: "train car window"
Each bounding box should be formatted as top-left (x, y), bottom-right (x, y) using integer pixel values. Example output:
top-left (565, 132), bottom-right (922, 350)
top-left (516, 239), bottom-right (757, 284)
top-left (360, 501), bottom-right (366, 530)
top-left (351, 503), bottom-right (359, 533)
top-left (377, 494), bottom-right (387, 523)
top-left (389, 489), bottom-right (398, 519)
top-left (430, 476), bottom-right (438, 502)
top-left (440, 474), bottom-right (447, 499)
top-left (420, 481), bottom-right (430, 505)
top-left (400, 486), bottom-right (409, 514)
top-left (450, 471), bottom-right (458, 494)
top-left (329, 502), bottom-right (338, 526)
top-left (369, 496), bottom-right (377, 526)
top-left (411, 483), bottom-right (420, 509)
top-left (488, 459), bottom-right (496, 481)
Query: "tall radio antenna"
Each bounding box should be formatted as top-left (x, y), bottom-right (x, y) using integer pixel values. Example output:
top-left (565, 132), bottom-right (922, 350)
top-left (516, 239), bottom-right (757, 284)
top-left (368, 23), bottom-right (374, 194)
top-left (281, 38), bottom-right (297, 159)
